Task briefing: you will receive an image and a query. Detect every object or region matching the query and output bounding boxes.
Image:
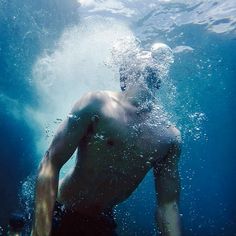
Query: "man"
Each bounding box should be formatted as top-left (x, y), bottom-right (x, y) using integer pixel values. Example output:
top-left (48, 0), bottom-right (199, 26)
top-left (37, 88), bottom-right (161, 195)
top-left (31, 45), bottom-right (182, 236)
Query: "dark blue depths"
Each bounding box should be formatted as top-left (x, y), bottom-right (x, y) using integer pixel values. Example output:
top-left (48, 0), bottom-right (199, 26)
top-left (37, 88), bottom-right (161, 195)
top-left (0, 0), bottom-right (80, 232)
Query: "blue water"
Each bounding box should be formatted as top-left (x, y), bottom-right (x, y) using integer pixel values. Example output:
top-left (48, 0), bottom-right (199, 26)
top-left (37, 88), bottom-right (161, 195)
top-left (0, 0), bottom-right (236, 235)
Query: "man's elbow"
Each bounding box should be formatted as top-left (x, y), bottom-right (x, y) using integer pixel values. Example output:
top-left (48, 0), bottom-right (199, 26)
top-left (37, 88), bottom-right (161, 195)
top-left (38, 151), bottom-right (59, 179)
top-left (158, 188), bottom-right (180, 207)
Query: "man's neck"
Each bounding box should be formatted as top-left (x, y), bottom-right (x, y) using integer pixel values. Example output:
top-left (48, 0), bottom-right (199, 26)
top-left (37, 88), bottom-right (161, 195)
top-left (122, 87), bottom-right (155, 115)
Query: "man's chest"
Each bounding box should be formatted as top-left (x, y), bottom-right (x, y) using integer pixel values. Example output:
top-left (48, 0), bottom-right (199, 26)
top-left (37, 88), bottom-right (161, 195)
top-left (82, 118), bottom-right (167, 168)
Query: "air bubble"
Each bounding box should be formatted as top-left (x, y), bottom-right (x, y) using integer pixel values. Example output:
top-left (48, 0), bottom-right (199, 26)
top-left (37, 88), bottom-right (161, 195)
top-left (146, 161), bottom-right (151, 166)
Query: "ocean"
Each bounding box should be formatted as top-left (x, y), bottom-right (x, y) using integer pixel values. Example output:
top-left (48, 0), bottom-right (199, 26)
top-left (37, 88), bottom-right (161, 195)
top-left (0, 0), bottom-right (235, 235)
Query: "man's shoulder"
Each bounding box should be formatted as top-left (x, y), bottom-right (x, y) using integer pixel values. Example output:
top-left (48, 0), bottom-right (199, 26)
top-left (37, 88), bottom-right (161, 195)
top-left (158, 123), bottom-right (181, 149)
top-left (169, 126), bottom-right (181, 142)
top-left (166, 125), bottom-right (182, 153)
top-left (71, 91), bottom-right (116, 116)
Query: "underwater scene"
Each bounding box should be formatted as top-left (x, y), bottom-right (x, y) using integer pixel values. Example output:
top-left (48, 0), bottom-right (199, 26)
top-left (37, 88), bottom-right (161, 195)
top-left (0, 0), bottom-right (235, 235)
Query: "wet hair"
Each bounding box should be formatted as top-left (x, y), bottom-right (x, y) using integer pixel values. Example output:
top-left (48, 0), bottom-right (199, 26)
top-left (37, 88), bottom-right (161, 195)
top-left (119, 66), bottom-right (127, 91)
top-left (144, 66), bottom-right (161, 90)
top-left (119, 65), bottom-right (161, 91)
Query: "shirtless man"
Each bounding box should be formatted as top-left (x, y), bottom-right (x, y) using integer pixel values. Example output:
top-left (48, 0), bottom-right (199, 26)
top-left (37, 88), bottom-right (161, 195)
top-left (31, 49), bottom-right (182, 236)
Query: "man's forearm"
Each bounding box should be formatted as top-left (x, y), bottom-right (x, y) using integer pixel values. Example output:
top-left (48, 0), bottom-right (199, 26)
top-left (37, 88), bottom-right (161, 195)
top-left (156, 201), bottom-right (181, 236)
top-left (32, 162), bottom-right (59, 236)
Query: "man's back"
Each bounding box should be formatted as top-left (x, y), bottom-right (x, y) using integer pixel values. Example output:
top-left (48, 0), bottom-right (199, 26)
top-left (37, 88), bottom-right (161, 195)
top-left (57, 91), bottom-right (181, 211)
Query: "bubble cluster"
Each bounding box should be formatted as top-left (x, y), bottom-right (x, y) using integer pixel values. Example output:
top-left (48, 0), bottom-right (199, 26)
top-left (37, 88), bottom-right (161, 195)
top-left (188, 112), bottom-right (207, 141)
top-left (19, 176), bottom-right (35, 214)
top-left (109, 37), bottom-right (174, 92)
top-left (18, 175), bottom-right (36, 233)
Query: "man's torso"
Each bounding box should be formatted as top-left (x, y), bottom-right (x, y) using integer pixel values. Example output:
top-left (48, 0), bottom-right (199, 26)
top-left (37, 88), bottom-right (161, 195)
top-left (57, 92), bottom-right (179, 212)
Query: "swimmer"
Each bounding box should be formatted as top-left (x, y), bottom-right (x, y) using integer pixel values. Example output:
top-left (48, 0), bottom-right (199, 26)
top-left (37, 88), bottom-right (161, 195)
top-left (31, 45), bottom-right (182, 236)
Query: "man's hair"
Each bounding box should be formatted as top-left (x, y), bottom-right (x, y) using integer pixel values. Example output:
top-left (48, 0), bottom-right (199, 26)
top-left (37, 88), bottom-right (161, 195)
top-left (144, 66), bottom-right (161, 90)
top-left (119, 66), bottom-right (127, 91)
top-left (119, 65), bottom-right (161, 91)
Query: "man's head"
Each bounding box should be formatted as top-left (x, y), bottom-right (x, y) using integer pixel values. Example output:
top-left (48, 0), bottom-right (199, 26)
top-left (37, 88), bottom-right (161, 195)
top-left (119, 56), bottom-right (161, 92)
top-left (118, 42), bottom-right (173, 94)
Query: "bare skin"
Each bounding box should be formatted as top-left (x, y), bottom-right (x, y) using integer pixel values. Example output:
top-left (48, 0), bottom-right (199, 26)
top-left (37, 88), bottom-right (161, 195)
top-left (32, 89), bottom-right (182, 236)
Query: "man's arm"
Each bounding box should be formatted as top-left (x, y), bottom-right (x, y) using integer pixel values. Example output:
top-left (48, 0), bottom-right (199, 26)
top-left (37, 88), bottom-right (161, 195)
top-left (31, 94), bottom-right (101, 236)
top-left (154, 141), bottom-right (182, 236)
